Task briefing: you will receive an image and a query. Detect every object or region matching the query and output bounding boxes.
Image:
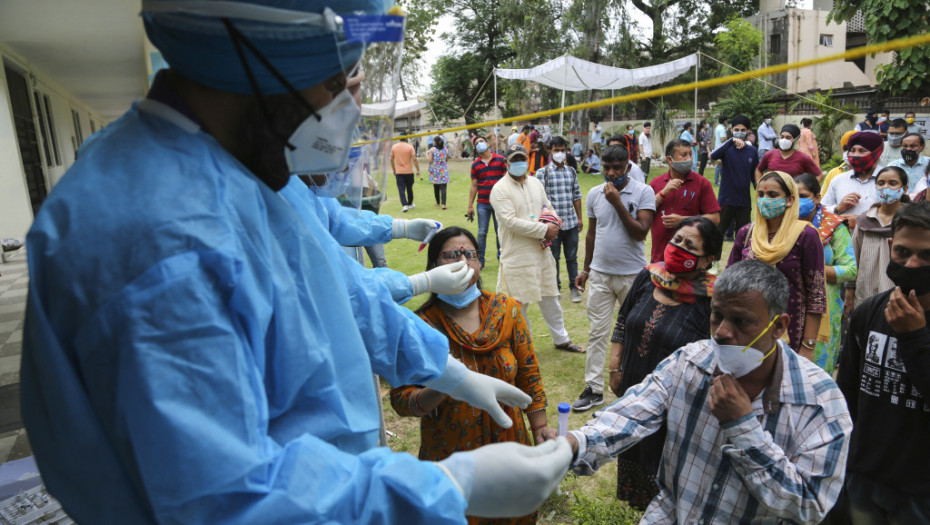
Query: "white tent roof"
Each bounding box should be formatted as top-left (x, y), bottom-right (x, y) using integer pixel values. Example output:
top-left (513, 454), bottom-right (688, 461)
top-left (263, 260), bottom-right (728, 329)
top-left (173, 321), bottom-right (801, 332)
top-left (495, 54), bottom-right (698, 92)
top-left (361, 99), bottom-right (427, 117)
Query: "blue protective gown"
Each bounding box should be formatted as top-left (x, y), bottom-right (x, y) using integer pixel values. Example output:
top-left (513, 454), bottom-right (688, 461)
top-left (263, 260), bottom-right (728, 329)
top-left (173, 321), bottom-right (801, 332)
top-left (21, 99), bottom-right (467, 524)
top-left (279, 178), bottom-right (414, 303)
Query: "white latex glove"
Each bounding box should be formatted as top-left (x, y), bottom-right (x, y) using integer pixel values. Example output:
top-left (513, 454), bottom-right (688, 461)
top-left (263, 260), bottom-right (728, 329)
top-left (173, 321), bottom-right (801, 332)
top-left (391, 218), bottom-right (441, 242)
top-left (426, 356), bottom-right (530, 428)
top-left (408, 261), bottom-right (475, 296)
top-left (436, 438), bottom-right (572, 518)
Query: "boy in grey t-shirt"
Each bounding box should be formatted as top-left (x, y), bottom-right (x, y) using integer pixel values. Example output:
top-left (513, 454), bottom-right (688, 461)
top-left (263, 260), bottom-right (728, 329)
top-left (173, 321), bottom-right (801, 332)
top-left (572, 145), bottom-right (656, 411)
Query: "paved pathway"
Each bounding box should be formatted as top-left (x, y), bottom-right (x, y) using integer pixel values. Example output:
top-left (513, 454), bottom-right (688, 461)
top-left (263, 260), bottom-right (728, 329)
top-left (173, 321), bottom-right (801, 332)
top-left (0, 249), bottom-right (32, 463)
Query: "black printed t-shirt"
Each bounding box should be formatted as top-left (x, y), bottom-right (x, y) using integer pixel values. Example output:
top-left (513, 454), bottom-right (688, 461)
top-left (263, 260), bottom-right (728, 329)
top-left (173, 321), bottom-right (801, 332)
top-left (837, 289), bottom-right (930, 495)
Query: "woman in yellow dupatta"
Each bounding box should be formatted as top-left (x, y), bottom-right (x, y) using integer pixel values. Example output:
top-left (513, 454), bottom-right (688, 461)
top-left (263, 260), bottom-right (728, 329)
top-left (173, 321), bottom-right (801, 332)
top-left (727, 171), bottom-right (827, 358)
top-left (390, 226), bottom-right (553, 525)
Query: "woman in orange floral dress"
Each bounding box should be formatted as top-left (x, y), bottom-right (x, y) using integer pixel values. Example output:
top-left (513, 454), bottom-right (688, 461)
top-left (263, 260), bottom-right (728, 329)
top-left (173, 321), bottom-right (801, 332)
top-left (390, 226), bottom-right (555, 525)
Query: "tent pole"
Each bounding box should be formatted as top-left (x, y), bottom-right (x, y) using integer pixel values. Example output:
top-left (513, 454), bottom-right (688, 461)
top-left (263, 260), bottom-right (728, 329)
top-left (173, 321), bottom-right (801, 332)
top-left (559, 54), bottom-right (568, 133)
top-left (693, 52), bottom-right (699, 131)
top-left (493, 69), bottom-right (498, 121)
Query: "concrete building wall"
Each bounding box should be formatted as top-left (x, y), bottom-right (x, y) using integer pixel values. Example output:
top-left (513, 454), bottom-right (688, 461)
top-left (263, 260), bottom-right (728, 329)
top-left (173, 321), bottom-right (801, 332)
top-left (749, 2), bottom-right (893, 94)
top-left (0, 45), bottom-right (104, 238)
top-left (0, 62), bottom-right (34, 239)
top-left (786, 9), bottom-right (892, 93)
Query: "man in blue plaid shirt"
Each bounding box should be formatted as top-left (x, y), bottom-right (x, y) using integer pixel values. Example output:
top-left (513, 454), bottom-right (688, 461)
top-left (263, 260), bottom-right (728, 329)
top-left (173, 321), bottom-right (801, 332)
top-left (566, 260), bottom-right (852, 524)
top-left (536, 135), bottom-right (584, 303)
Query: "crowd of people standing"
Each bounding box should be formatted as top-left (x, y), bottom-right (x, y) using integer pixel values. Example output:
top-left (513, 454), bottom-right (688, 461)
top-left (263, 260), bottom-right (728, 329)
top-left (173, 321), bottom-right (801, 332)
top-left (387, 110), bottom-right (929, 524)
top-left (24, 1), bottom-right (929, 522)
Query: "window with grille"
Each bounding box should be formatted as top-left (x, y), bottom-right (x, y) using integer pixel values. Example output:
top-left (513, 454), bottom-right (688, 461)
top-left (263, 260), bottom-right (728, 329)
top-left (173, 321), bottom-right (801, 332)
top-left (71, 109), bottom-right (84, 158)
top-left (33, 92), bottom-right (61, 167)
top-left (770, 34), bottom-right (782, 55)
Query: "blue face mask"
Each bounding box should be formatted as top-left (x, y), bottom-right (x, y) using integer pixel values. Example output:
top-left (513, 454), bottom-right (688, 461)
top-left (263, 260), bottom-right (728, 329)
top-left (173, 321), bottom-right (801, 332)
top-left (798, 197), bottom-right (816, 218)
top-left (509, 161), bottom-right (529, 177)
top-left (605, 173), bottom-right (628, 189)
top-left (437, 283), bottom-right (481, 309)
top-left (476, 142), bottom-right (488, 153)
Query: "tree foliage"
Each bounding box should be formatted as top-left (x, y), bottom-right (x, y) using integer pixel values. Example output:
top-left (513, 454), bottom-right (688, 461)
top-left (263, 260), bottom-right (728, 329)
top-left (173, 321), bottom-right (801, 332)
top-left (427, 53), bottom-right (493, 125)
top-left (652, 99), bottom-right (677, 150)
top-left (712, 81), bottom-right (778, 130)
top-left (395, 0), bottom-right (444, 98)
top-left (628, 0), bottom-right (759, 63)
top-left (425, 0), bottom-right (520, 124)
top-left (711, 19), bottom-right (776, 127)
top-left (422, 0), bottom-right (760, 131)
top-left (497, 0), bottom-right (571, 119)
top-left (714, 18), bottom-right (763, 72)
top-left (830, 0), bottom-right (930, 95)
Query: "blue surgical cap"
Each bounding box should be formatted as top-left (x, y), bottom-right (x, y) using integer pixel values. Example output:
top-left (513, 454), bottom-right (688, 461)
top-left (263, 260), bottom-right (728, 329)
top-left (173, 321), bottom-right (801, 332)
top-left (143, 0), bottom-right (390, 94)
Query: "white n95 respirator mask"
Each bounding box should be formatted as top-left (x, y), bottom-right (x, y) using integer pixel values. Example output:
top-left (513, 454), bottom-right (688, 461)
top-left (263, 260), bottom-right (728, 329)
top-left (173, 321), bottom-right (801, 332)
top-left (284, 88), bottom-right (362, 175)
top-left (711, 316), bottom-right (779, 377)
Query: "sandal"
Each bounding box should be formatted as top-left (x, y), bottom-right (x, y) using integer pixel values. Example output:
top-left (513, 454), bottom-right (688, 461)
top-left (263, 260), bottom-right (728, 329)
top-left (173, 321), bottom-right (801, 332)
top-left (555, 342), bottom-right (585, 354)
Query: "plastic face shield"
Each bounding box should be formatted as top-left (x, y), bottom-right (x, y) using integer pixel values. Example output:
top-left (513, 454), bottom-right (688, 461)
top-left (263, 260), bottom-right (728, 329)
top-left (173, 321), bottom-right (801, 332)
top-left (321, 12), bottom-right (405, 214)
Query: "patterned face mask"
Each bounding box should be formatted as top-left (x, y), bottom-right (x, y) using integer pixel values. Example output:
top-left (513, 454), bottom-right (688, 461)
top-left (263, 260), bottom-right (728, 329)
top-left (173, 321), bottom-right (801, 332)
top-left (757, 197), bottom-right (788, 219)
top-left (877, 187), bottom-right (905, 205)
top-left (848, 151), bottom-right (879, 174)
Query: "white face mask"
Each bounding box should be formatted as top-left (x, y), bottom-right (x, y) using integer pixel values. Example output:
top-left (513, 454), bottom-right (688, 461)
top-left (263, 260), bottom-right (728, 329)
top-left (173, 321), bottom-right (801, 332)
top-left (778, 138), bottom-right (794, 151)
top-left (284, 88), bottom-right (362, 175)
top-left (764, 118), bottom-right (772, 125)
top-left (712, 316), bottom-right (779, 377)
top-left (552, 152), bottom-right (566, 164)
top-left (508, 161), bottom-right (528, 177)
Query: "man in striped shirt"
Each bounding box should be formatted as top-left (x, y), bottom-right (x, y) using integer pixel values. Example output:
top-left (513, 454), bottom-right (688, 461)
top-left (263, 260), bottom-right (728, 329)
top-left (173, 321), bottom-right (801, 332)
top-left (467, 136), bottom-right (507, 268)
top-left (567, 260), bottom-right (852, 524)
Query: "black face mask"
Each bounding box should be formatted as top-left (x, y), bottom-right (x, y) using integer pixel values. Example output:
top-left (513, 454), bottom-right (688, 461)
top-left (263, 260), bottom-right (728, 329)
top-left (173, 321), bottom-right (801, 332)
top-left (886, 259), bottom-right (930, 296)
top-left (901, 148), bottom-right (920, 164)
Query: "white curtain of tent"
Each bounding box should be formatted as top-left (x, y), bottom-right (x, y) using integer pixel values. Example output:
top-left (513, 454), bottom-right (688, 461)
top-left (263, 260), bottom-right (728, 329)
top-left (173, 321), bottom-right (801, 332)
top-left (495, 53), bottom-right (698, 129)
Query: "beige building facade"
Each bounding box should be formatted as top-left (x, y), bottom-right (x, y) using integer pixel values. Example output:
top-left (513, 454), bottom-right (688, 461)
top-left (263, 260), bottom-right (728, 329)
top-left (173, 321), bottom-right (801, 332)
top-left (748, 0), bottom-right (893, 94)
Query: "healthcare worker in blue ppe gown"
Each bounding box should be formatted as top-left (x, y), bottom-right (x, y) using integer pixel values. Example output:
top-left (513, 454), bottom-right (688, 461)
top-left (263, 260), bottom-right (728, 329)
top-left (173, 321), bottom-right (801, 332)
top-left (20, 1), bottom-right (572, 523)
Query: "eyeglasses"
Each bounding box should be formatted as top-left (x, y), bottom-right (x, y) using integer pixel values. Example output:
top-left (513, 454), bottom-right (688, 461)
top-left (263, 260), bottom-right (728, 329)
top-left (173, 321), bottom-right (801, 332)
top-left (439, 249), bottom-right (480, 262)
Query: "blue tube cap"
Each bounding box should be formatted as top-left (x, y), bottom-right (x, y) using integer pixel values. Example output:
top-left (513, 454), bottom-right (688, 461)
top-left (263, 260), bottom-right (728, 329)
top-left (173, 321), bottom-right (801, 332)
top-left (558, 402), bottom-right (571, 413)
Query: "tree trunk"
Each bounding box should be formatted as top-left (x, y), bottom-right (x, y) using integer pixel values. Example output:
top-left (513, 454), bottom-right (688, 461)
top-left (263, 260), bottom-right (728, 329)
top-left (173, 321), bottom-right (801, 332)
top-left (569, 0), bottom-right (606, 150)
top-left (650, 3), bottom-right (664, 62)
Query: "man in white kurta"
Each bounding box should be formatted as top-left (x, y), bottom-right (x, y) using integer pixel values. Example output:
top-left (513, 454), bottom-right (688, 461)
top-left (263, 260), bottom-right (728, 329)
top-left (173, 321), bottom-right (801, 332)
top-left (490, 145), bottom-right (583, 352)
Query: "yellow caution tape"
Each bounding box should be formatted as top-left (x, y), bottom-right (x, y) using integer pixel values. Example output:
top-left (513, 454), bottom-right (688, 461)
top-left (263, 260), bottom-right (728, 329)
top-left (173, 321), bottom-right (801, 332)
top-left (394, 31), bottom-right (930, 141)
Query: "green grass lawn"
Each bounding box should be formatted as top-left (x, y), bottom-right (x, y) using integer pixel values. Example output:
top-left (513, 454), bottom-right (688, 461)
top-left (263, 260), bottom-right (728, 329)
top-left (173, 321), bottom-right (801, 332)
top-left (374, 157), bottom-right (731, 524)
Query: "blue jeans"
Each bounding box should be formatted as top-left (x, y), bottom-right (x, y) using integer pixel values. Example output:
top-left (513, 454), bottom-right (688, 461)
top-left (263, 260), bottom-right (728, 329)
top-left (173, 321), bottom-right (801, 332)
top-left (343, 245), bottom-right (387, 268)
top-left (549, 227), bottom-right (579, 291)
top-left (714, 164), bottom-right (722, 186)
top-left (476, 202), bottom-right (499, 267)
top-left (847, 473), bottom-right (930, 525)
top-left (364, 244), bottom-right (387, 268)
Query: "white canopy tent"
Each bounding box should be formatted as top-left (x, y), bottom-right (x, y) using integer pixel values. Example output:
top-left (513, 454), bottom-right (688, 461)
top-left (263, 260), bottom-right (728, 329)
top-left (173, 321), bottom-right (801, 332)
top-left (494, 53), bottom-right (700, 130)
top-left (361, 99), bottom-right (428, 117)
